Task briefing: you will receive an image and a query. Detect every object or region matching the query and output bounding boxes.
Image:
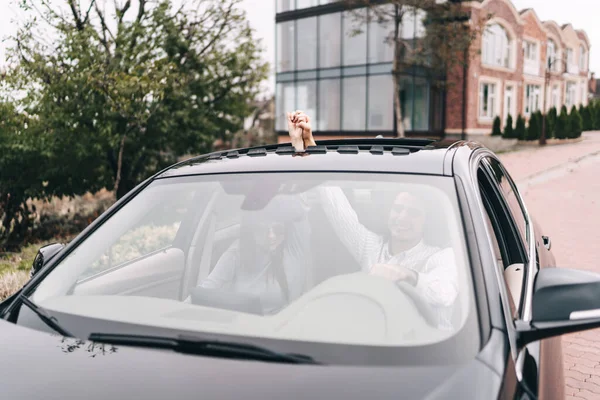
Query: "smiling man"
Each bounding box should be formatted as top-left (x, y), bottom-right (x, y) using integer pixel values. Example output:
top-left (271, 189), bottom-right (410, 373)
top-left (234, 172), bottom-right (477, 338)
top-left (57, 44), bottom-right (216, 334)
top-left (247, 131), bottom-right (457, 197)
top-left (288, 110), bottom-right (459, 330)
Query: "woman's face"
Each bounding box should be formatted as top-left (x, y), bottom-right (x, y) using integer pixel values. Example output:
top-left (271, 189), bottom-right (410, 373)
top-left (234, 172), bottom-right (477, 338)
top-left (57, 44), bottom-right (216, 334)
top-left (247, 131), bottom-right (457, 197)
top-left (254, 221), bottom-right (285, 251)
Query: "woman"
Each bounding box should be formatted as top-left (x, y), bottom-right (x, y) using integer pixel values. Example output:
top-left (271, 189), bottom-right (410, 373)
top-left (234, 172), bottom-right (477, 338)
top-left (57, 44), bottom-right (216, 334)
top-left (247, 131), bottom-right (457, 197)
top-left (198, 195), bottom-right (311, 315)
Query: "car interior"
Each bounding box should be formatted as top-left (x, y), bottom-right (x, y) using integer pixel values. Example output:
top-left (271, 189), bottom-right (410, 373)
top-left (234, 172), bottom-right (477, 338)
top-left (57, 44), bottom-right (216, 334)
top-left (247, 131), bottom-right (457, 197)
top-left (69, 178), bottom-right (464, 338)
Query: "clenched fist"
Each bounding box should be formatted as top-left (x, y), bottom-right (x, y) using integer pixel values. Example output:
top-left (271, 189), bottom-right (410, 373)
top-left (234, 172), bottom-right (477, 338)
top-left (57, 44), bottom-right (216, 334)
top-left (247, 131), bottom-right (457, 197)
top-left (287, 110), bottom-right (316, 152)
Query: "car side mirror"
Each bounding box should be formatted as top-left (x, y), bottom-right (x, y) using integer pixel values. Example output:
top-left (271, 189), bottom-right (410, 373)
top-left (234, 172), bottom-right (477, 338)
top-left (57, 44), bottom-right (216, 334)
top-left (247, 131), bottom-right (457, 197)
top-left (517, 267), bottom-right (600, 347)
top-left (31, 243), bottom-right (65, 277)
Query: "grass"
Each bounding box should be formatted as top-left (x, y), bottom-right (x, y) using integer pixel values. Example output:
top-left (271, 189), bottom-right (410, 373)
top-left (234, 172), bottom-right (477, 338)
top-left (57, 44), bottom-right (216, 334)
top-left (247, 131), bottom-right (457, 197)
top-left (0, 239), bottom-right (64, 301)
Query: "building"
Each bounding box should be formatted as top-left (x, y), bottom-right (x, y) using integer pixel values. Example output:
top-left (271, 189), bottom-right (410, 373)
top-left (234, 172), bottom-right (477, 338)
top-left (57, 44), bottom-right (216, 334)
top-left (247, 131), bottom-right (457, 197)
top-left (446, 0), bottom-right (591, 137)
top-left (274, 0), bottom-right (592, 142)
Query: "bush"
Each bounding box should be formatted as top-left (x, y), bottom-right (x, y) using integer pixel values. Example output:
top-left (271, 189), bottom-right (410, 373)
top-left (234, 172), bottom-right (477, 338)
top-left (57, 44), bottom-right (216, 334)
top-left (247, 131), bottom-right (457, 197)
top-left (580, 105), bottom-right (593, 131)
top-left (569, 105), bottom-right (583, 138)
top-left (492, 116), bottom-right (502, 136)
top-left (515, 115), bottom-right (526, 141)
top-left (503, 114), bottom-right (515, 139)
top-left (525, 111), bottom-right (542, 141)
top-left (545, 107), bottom-right (557, 139)
top-left (555, 106), bottom-right (569, 139)
top-left (592, 102), bottom-right (600, 130)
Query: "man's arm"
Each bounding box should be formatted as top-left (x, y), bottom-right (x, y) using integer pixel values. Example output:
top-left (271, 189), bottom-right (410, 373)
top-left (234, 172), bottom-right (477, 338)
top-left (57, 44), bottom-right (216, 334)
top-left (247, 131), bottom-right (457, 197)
top-left (413, 248), bottom-right (459, 307)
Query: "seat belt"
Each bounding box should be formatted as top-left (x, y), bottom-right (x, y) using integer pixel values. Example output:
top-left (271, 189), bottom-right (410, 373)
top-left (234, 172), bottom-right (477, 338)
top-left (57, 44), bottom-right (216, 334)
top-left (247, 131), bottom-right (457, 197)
top-left (196, 213), bottom-right (216, 285)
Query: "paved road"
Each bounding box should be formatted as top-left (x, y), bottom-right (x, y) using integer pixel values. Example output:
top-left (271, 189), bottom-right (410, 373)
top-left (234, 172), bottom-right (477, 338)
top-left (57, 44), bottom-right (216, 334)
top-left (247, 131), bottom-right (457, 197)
top-left (499, 132), bottom-right (600, 399)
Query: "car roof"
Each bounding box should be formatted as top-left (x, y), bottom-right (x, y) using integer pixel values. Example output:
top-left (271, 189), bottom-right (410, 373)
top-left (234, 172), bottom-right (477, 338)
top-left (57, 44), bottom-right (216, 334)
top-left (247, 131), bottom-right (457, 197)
top-left (157, 138), bottom-right (482, 179)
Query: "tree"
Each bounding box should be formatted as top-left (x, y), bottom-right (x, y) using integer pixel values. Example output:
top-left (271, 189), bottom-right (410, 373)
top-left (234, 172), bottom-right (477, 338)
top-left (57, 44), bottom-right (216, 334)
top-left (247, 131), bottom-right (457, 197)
top-left (503, 114), bottom-right (514, 139)
top-left (546, 107), bottom-right (557, 139)
top-left (6, 0), bottom-right (268, 199)
top-left (515, 115), bottom-right (526, 141)
top-left (526, 112), bottom-right (540, 141)
top-left (343, 0), bottom-right (481, 137)
top-left (555, 106), bottom-right (569, 139)
top-left (492, 116), bottom-right (502, 136)
top-left (0, 101), bottom-right (47, 249)
top-left (580, 104), bottom-right (593, 132)
top-left (569, 105), bottom-right (583, 138)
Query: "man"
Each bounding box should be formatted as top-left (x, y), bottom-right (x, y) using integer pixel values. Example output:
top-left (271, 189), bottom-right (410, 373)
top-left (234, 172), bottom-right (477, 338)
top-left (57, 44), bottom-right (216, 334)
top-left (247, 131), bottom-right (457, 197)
top-left (287, 110), bottom-right (459, 330)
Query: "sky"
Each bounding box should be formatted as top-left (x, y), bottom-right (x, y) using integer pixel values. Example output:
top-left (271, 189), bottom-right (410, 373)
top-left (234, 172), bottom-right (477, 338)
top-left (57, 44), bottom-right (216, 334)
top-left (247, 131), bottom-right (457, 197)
top-left (1, 0), bottom-right (598, 95)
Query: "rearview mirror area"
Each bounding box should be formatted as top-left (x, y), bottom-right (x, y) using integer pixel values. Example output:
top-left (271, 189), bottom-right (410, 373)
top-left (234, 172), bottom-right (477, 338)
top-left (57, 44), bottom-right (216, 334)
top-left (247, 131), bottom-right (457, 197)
top-left (31, 243), bottom-right (66, 278)
top-left (517, 267), bottom-right (600, 347)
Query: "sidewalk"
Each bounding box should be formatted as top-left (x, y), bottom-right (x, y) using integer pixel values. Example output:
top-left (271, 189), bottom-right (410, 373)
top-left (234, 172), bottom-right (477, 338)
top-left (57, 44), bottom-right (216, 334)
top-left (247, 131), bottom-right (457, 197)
top-left (498, 131), bottom-right (600, 183)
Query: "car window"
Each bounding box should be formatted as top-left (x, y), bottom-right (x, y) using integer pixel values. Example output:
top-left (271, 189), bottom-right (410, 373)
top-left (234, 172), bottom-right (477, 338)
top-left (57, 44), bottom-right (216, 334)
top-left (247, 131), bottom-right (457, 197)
top-left (84, 187), bottom-right (195, 278)
top-left (478, 165), bottom-right (522, 318)
top-left (32, 172), bottom-right (475, 354)
top-left (483, 158), bottom-right (529, 252)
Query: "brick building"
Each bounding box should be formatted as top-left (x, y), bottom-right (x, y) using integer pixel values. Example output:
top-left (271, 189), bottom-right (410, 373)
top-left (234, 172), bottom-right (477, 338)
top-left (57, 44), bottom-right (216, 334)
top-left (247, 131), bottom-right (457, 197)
top-left (274, 0), bottom-right (592, 141)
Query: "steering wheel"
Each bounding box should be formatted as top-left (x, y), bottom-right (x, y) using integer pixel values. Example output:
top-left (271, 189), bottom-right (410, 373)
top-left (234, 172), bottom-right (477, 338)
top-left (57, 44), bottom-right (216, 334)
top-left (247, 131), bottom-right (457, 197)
top-left (393, 280), bottom-right (439, 328)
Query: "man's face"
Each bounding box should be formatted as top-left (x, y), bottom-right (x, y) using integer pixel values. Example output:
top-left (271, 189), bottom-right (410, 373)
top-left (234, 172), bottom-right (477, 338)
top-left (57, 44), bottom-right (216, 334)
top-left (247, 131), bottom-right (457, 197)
top-left (387, 192), bottom-right (426, 241)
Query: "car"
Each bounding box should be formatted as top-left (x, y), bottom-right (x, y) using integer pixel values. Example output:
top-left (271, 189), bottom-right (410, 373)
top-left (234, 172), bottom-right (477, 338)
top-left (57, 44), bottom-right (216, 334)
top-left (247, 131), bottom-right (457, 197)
top-left (1, 136), bottom-right (599, 400)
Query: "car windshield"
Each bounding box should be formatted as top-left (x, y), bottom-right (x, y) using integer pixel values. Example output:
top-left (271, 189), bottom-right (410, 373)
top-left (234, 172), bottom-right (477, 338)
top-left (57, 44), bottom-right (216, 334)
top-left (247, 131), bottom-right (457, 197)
top-left (31, 172), bottom-right (475, 353)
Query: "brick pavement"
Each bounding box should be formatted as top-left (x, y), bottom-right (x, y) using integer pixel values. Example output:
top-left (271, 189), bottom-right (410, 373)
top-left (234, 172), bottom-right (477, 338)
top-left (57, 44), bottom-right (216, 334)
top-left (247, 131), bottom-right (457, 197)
top-left (498, 132), bottom-right (600, 399)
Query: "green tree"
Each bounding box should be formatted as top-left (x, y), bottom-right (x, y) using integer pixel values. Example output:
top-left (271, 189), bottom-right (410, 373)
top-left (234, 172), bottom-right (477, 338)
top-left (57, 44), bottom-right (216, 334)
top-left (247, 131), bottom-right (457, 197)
top-left (569, 105), bottom-right (583, 138)
top-left (555, 105), bottom-right (569, 139)
top-left (515, 115), bottom-right (526, 141)
top-left (591, 101), bottom-right (600, 130)
top-left (0, 101), bottom-right (48, 249)
top-left (503, 114), bottom-right (514, 139)
top-left (526, 112), bottom-right (540, 141)
top-left (546, 107), bottom-right (557, 139)
top-left (580, 105), bottom-right (593, 131)
top-left (492, 116), bottom-right (502, 136)
top-left (343, 0), bottom-right (482, 137)
top-left (6, 0), bottom-right (268, 200)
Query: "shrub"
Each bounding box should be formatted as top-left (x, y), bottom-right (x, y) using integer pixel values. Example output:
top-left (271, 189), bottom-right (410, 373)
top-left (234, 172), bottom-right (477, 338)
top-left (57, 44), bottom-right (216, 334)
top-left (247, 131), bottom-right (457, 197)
top-left (525, 111), bottom-right (542, 141)
top-left (580, 105), bottom-right (593, 131)
top-left (492, 116), bottom-right (502, 136)
top-left (503, 114), bottom-right (515, 139)
top-left (546, 107), bottom-right (557, 139)
top-left (569, 105), bottom-right (583, 138)
top-left (515, 115), bottom-right (526, 141)
top-left (555, 106), bottom-right (569, 139)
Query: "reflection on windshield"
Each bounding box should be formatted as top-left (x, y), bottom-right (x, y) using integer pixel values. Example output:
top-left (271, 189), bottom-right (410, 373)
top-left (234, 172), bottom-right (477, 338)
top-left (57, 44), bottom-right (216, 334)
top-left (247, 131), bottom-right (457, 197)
top-left (33, 173), bottom-right (471, 348)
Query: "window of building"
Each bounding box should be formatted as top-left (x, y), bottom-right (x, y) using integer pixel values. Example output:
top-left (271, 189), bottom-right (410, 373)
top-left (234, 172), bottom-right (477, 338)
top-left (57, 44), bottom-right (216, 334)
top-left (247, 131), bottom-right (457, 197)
top-left (343, 10), bottom-right (367, 66)
top-left (368, 5), bottom-right (394, 64)
top-left (566, 81), bottom-right (576, 107)
top-left (276, 0), bottom-right (294, 13)
top-left (579, 45), bottom-right (587, 71)
top-left (551, 84), bottom-right (559, 108)
top-left (479, 82), bottom-right (497, 119)
top-left (276, 21), bottom-right (295, 72)
top-left (368, 75), bottom-right (393, 130)
top-left (524, 41), bottom-right (537, 61)
top-left (319, 13), bottom-right (341, 68)
top-left (580, 82), bottom-right (586, 105)
top-left (547, 40), bottom-right (556, 70)
top-left (296, 17), bottom-right (317, 70)
top-left (566, 48), bottom-right (575, 73)
top-left (524, 84), bottom-right (541, 116)
top-left (276, 82), bottom-right (296, 131)
top-left (318, 79), bottom-right (341, 131)
top-left (297, 0), bottom-right (319, 9)
top-left (400, 77), bottom-right (430, 131)
top-left (342, 76), bottom-right (367, 130)
top-left (297, 80), bottom-right (318, 127)
top-left (482, 24), bottom-right (511, 68)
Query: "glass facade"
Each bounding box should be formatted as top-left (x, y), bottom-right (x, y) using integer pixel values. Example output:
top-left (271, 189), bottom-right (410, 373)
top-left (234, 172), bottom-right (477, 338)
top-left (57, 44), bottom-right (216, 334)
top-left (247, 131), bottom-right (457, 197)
top-left (275, 5), bottom-right (443, 134)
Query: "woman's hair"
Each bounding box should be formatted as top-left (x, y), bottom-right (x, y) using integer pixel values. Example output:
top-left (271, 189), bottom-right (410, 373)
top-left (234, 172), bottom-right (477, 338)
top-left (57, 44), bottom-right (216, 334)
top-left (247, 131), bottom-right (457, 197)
top-left (238, 213), bottom-right (290, 303)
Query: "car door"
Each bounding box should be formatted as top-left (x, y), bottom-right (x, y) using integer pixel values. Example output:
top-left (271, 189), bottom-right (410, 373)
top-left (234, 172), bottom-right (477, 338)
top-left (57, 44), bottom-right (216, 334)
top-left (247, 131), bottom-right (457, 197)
top-left (477, 156), bottom-right (564, 400)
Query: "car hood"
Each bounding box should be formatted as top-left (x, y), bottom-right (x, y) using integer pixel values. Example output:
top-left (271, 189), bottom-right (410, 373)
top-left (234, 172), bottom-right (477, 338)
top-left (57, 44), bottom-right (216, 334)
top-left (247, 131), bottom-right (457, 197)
top-left (0, 320), bottom-right (503, 400)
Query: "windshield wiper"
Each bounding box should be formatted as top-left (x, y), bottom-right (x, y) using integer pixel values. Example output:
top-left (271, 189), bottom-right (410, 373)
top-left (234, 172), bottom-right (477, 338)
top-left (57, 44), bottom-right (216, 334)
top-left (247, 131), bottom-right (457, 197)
top-left (88, 333), bottom-right (320, 365)
top-left (19, 294), bottom-right (74, 337)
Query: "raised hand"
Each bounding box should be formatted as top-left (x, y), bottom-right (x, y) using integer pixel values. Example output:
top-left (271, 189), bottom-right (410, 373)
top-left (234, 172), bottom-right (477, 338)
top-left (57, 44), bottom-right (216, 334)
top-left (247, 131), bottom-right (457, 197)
top-left (287, 110), bottom-right (315, 152)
